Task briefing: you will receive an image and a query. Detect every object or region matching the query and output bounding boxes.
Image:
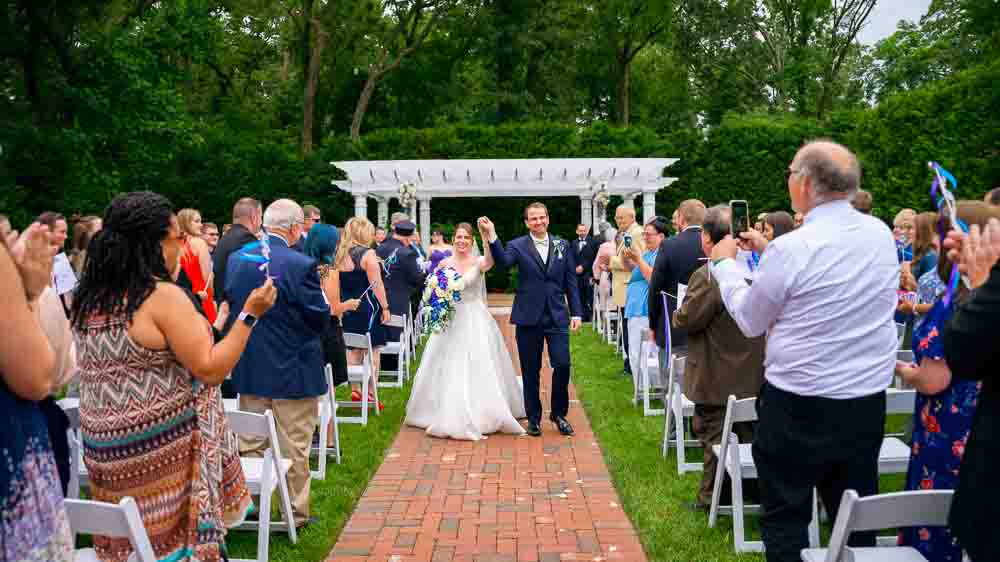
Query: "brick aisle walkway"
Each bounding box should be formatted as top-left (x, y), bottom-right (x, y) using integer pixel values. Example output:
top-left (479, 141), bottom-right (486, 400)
top-left (326, 312), bottom-right (646, 562)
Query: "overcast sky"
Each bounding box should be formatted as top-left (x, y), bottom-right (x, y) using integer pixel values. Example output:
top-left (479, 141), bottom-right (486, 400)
top-left (857, 0), bottom-right (933, 45)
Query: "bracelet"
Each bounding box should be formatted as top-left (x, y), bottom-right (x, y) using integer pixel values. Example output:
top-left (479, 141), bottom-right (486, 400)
top-left (712, 257), bottom-right (730, 266)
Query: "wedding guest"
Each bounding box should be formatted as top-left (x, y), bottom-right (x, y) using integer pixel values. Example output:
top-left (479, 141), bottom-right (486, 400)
top-left (852, 189), bottom-right (873, 214)
top-left (212, 197), bottom-right (262, 306)
top-left (754, 212), bottom-right (768, 233)
top-left (984, 187), bottom-right (1000, 206)
top-left (292, 204), bottom-right (321, 252)
top-left (390, 212), bottom-right (409, 227)
top-left (942, 216), bottom-right (1000, 562)
top-left (894, 208), bottom-right (917, 250)
top-left (610, 205), bottom-right (646, 375)
top-left (73, 191), bottom-right (271, 561)
top-left (900, 211), bottom-right (940, 325)
top-left (212, 197), bottom-right (263, 300)
top-left (305, 223), bottom-right (359, 447)
top-left (177, 208), bottom-right (217, 324)
top-left (571, 223), bottom-right (598, 320)
top-left (649, 199), bottom-right (706, 356)
top-left (69, 215), bottom-right (101, 274)
top-left (201, 221), bottom-right (220, 253)
top-left (621, 217), bottom-right (668, 390)
top-left (36, 212), bottom-right (75, 314)
top-left (894, 201), bottom-right (1000, 562)
top-left (337, 217), bottom-right (390, 408)
top-left (0, 222), bottom-right (73, 562)
top-left (793, 212), bottom-right (804, 228)
top-left (593, 224), bottom-right (617, 305)
top-left (375, 226), bottom-right (387, 245)
top-left (428, 229), bottom-right (453, 255)
top-left (710, 141), bottom-right (897, 562)
top-left (763, 211), bottom-right (794, 241)
top-left (226, 199), bottom-right (328, 528)
top-left (36, 284), bottom-right (78, 493)
top-left (673, 205), bottom-right (764, 512)
top-left (376, 220), bottom-right (424, 372)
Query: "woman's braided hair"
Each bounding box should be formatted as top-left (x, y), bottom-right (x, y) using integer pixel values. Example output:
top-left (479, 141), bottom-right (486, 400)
top-left (71, 191), bottom-right (174, 329)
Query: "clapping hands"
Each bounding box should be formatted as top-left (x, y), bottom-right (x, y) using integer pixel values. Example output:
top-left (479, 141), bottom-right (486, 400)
top-left (10, 223), bottom-right (58, 301)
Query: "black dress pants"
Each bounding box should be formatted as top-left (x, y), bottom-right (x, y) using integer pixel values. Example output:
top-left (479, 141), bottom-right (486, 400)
top-left (752, 382), bottom-right (885, 562)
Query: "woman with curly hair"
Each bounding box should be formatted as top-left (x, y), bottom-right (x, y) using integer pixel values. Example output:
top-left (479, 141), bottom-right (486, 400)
top-left (71, 191), bottom-right (277, 562)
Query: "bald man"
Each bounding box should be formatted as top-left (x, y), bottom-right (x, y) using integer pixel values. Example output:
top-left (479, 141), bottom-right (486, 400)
top-left (709, 140), bottom-right (897, 562)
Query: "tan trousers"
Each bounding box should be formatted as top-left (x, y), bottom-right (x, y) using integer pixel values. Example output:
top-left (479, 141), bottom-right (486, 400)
top-left (238, 394), bottom-right (318, 524)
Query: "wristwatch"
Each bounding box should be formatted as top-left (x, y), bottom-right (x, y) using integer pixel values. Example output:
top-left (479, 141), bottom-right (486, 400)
top-left (238, 311), bottom-right (258, 328)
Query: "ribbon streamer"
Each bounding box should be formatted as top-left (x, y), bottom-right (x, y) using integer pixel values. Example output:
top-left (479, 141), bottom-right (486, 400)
top-left (928, 161), bottom-right (969, 307)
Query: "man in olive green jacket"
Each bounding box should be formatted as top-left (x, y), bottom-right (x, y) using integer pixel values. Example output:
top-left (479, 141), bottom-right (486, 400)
top-left (673, 204), bottom-right (765, 509)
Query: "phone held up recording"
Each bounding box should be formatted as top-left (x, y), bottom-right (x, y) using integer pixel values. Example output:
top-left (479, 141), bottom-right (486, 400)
top-left (623, 232), bottom-right (632, 248)
top-left (730, 200), bottom-right (750, 238)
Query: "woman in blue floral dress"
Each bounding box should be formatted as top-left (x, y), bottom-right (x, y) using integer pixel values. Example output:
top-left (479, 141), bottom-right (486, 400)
top-left (894, 202), bottom-right (992, 562)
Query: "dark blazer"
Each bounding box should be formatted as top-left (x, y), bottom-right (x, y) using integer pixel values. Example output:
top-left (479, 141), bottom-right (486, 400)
top-left (291, 236), bottom-right (305, 253)
top-left (212, 224), bottom-right (258, 300)
top-left (648, 227), bottom-right (705, 349)
top-left (225, 234), bottom-right (330, 399)
top-left (943, 263), bottom-right (1000, 562)
top-left (489, 235), bottom-right (583, 327)
top-left (570, 235), bottom-right (598, 276)
top-left (672, 264), bottom-right (764, 405)
top-left (376, 237), bottom-right (425, 318)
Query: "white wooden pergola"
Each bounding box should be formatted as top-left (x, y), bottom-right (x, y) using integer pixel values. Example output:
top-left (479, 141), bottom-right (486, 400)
top-left (331, 158), bottom-right (679, 247)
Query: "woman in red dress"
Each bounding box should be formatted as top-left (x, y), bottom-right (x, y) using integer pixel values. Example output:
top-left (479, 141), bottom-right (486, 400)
top-left (177, 208), bottom-right (218, 323)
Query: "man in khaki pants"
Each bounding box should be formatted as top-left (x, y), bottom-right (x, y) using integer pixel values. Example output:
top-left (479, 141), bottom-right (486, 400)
top-left (609, 205), bottom-right (645, 376)
top-left (225, 199), bottom-right (330, 527)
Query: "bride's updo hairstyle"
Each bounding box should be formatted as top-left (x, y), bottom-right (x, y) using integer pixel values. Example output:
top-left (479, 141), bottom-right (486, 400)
top-left (452, 223), bottom-right (477, 252)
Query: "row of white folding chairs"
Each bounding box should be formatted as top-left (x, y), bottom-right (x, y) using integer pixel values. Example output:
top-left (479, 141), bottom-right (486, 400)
top-left (62, 397), bottom-right (298, 562)
top-left (707, 388), bottom-right (917, 553)
top-left (634, 329), bottom-right (666, 416)
top-left (340, 332), bottom-right (381, 425)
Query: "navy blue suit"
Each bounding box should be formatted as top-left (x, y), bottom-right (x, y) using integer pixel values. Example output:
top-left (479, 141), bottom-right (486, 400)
top-left (225, 235), bottom-right (330, 399)
top-left (489, 235), bottom-right (582, 424)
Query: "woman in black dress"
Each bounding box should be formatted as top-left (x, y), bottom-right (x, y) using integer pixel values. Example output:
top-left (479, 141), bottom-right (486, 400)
top-left (336, 217), bottom-right (390, 408)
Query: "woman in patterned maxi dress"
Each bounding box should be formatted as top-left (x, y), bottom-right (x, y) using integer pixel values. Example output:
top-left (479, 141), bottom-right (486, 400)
top-left (71, 192), bottom-right (277, 562)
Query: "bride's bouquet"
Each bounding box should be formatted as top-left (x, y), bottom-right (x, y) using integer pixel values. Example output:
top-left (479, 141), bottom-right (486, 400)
top-left (419, 266), bottom-right (465, 337)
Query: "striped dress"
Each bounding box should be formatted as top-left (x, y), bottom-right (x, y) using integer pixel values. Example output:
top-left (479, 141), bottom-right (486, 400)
top-left (74, 313), bottom-right (251, 562)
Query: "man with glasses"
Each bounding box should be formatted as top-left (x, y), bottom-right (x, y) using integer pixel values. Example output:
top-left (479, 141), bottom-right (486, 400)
top-left (201, 222), bottom-right (220, 254)
top-left (709, 140), bottom-right (898, 562)
top-left (293, 205), bottom-right (321, 252)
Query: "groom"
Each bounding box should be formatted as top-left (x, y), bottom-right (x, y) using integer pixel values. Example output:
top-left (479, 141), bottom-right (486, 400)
top-left (480, 203), bottom-right (583, 437)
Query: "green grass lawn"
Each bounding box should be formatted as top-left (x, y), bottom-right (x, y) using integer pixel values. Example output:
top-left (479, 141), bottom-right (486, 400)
top-left (225, 367), bottom-right (415, 562)
top-left (570, 328), bottom-right (911, 562)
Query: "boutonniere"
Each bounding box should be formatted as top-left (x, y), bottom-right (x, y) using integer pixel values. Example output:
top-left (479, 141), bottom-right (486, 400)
top-left (552, 239), bottom-right (566, 260)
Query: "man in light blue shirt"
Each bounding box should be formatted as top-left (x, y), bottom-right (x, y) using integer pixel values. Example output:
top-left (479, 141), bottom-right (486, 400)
top-left (709, 140), bottom-right (899, 562)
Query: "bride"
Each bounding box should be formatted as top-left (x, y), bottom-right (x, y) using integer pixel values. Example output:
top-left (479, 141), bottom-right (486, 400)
top-left (404, 222), bottom-right (526, 440)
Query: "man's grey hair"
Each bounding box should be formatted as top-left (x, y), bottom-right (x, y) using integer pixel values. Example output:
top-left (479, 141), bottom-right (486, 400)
top-left (795, 140), bottom-right (861, 199)
top-left (263, 199), bottom-right (304, 231)
top-left (390, 212), bottom-right (409, 226)
top-left (703, 205), bottom-right (732, 244)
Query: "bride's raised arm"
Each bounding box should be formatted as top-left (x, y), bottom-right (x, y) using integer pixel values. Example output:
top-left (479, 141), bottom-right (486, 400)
top-left (479, 226), bottom-right (495, 272)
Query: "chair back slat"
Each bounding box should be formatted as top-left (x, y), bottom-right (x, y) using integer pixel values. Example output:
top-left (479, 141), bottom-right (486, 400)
top-left (65, 497), bottom-right (157, 562)
top-left (730, 396), bottom-right (757, 424)
top-left (343, 332), bottom-right (372, 351)
top-left (896, 349), bottom-right (914, 363)
top-left (885, 389), bottom-right (916, 415)
top-left (385, 315), bottom-right (405, 328)
top-left (225, 409), bottom-right (270, 439)
top-left (849, 490), bottom-right (954, 532)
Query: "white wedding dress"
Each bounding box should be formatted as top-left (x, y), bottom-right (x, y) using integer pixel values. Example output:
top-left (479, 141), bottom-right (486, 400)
top-left (405, 257), bottom-right (526, 440)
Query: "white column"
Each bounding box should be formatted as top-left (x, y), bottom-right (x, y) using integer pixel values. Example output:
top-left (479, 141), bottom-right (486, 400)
top-left (353, 194), bottom-right (368, 218)
top-left (624, 194), bottom-right (636, 209)
top-left (418, 196), bottom-right (431, 248)
top-left (642, 188), bottom-right (657, 225)
top-left (377, 198), bottom-right (389, 227)
top-left (580, 196), bottom-right (593, 232)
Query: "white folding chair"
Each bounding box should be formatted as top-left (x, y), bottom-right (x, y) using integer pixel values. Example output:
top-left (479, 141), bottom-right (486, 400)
top-left (879, 389), bottom-right (916, 474)
top-left (312, 364), bottom-right (342, 480)
top-left (661, 356), bottom-right (701, 473)
top-left (59, 398), bottom-right (86, 499)
top-left (635, 329), bottom-right (664, 416)
top-left (592, 285), bottom-right (601, 331)
top-left (226, 408), bottom-right (298, 561)
top-left (65, 497), bottom-right (156, 562)
top-left (895, 322), bottom-right (907, 350)
top-left (893, 349), bottom-right (914, 389)
top-left (340, 332), bottom-right (380, 425)
top-left (801, 489), bottom-right (954, 562)
top-left (378, 314), bottom-right (409, 388)
top-left (709, 395), bottom-right (820, 553)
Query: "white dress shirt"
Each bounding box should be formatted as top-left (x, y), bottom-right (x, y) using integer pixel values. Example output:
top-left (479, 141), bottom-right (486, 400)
top-left (532, 234), bottom-right (549, 264)
top-left (711, 199), bottom-right (899, 399)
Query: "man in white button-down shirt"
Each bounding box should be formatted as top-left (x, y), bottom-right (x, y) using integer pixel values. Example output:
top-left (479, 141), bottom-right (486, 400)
top-left (709, 140), bottom-right (899, 562)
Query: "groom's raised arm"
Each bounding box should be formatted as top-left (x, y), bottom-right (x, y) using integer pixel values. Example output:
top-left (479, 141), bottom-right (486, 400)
top-left (486, 235), bottom-right (517, 271)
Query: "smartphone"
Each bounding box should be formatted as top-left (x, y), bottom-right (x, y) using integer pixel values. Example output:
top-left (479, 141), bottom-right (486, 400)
top-left (623, 233), bottom-right (632, 248)
top-left (730, 200), bottom-right (750, 236)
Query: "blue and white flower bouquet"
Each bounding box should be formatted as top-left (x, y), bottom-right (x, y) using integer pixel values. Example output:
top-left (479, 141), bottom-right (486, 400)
top-left (419, 266), bottom-right (465, 337)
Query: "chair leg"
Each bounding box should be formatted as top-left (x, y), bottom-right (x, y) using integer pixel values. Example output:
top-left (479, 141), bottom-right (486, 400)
top-left (314, 413), bottom-right (327, 480)
top-left (360, 371), bottom-right (369, 426)
top-left (333, 411), bottom-right (342, 464)
top-left (273, 450), bottom-right (298, 544)
top-left (674, 391), bottom-right (687, 474)
top-left (257, 459), bottom-right (273, 562)
top-left (731, 460), bottom-right (747, 552)
top-left (372, 373), bottom-right (381, 417)
top-left (708, 438), bottom-right (729, 528)
top-left (662, 396), bottom-right (674, 458)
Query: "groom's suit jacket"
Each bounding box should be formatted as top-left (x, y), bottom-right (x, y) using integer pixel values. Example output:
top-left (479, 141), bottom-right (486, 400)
top-left (489, 235), bottom-right (583, 328)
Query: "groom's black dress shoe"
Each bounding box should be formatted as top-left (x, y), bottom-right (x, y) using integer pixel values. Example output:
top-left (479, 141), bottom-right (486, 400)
top-left (526, 421), bottom-right (542, 437)
top-left (550, 416), bottom-right (574, 436)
